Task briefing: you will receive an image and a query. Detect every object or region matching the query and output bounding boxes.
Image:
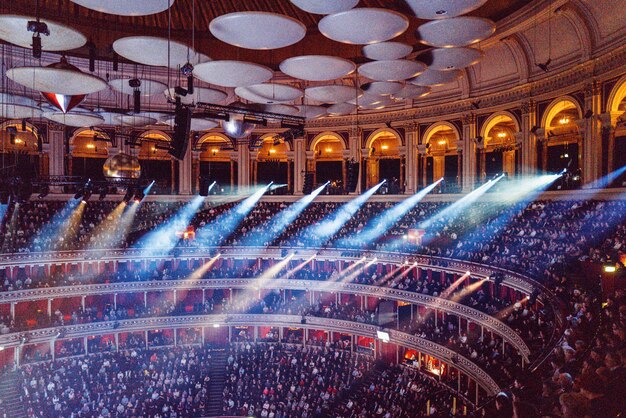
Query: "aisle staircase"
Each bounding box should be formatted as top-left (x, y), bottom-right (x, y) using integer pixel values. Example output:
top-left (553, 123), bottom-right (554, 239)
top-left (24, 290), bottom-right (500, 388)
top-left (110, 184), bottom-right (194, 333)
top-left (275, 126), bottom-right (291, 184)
top-left (206, 350), bottom-right (228, 417)
top-left (0, 369), bottom-right (26, 418)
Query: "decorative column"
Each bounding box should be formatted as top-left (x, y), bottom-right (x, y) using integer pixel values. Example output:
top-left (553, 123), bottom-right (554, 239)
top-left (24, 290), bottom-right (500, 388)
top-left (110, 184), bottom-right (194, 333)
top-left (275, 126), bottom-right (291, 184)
top-left (237, 144), bottom-right (251, 190)
top-left (456, 146), bottom-right (463, 187)
top-left (348, 127), bottom-right (362, 194)
top-left (342, 150), bottom-right (350, 188)
top-left (405, 122), bottom-right (418, 194)
top-left (286, 151), bottom-right (294, 193)
top-left (305, 150), bottom-right (316, 184)
top-left (398, 147), bottom-right (406, 193)
top-left (582, 81), bottom-right (603, 186)
top-left (178, 145), bottom-right (193, 195)
top-left (600, 111), bottom-right (625, 176)
top-left (293, 137), bottom-right (306, 195)
top-left (417, 144), bottom-right (428, 187)
top-left (461, 113), bottom-right (478, 192)
top-left (48, 123), bottom-right (65, 192)
top-left (520, 100), bottom-right (537, 176)
top-left (250, 150), bottom-right (259, 186)
top-left (191, 151), bottom-right (201, 193)
top-left (534, 128), bottom-right (548, 173)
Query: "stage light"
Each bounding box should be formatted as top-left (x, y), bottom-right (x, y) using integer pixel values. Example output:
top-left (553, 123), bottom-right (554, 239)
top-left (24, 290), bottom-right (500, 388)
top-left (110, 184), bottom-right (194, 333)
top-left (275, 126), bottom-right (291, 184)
top-left (38, 185), bottom-right (49, 199)
top-left (604, 265), bottom-right (617, 273)
top-left (135, 195), bottom-right (205, 254)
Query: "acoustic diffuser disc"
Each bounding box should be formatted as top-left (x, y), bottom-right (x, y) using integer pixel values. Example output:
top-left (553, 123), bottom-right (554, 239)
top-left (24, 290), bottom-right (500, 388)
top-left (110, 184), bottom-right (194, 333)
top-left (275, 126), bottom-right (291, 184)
top-left (0, 15), bottom-right (87, 51)
top-left (210, 12), bottom-right (306, 50)
top-left (70, 0), bottom-right (174, 16)
top-left (318, 8), bottom-right (409, 44)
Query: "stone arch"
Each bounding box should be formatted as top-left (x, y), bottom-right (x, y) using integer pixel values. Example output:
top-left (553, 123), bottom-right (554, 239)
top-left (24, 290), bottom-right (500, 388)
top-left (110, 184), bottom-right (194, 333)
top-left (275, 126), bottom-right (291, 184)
top-left (309, 131), bottom-right (346, 152)
top-left (607, 74), bottom-right (626, 113)
top-left (540, 96), bottom-right (583, 129)
top-left (479, 111), bottom-right (521, 140)
top-left (259, 132), bottom-right (292, 152)
top-left (422, 122), bottom-right (461, 144)
top-left (365, 128), bottom-right (403, 149)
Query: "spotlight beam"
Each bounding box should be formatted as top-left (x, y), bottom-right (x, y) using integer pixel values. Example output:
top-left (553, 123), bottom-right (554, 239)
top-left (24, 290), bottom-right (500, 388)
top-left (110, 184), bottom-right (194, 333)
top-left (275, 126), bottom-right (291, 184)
top-left (419, 176), bottom-right (504, 229)
top-left (136, 195), bottom-right (205, 254)
top-left (278, 254), bottom-right (316, 280)
top-left (304, 181), bottom-right (384, 245)
top-left (242, 182), bottom-right (328, 247)
top-left (343, 178), bottom-right (442, 246)
top-left (196, 184), bottom-right (272, 246)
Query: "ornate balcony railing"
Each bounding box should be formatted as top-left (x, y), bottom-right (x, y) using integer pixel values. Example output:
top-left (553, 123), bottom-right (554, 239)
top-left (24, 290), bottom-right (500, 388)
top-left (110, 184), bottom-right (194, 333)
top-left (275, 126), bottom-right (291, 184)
top-left (0, 278), bottom-right (531, 360)
top-left (0, 313), bottom-right (501, 396)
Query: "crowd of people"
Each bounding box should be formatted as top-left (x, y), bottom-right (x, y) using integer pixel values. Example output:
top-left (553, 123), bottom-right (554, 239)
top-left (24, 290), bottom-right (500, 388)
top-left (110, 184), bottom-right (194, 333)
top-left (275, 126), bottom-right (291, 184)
top-left (0, 192), bottom-right (624, 416)
top-left (222, 342), bottom-right (371, 417)
top-left (18, 345), bottom-right (215, 418)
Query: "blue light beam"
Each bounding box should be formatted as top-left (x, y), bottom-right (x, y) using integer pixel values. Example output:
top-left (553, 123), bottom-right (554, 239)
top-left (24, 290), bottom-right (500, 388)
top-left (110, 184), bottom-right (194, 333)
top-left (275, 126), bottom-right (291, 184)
top-left (418, 175), bottom-right (504, 229)
top-left (242, 182), bottom-right (329, 247)
top-left (303, 181), bottom-right (384, 245)
top-left (342, 178), bottom-right (443, 247)
top-left (135, 195), bottom-right (205, 254)
top-left (196, 183), bottom-right (273, 246)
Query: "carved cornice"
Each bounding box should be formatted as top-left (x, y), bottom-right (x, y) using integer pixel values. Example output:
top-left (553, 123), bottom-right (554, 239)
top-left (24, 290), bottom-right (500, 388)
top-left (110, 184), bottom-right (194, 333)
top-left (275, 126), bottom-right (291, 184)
top-left (305, 45), bottom-right (626, 130)
top-left (0, 314), bottom-right (501, 395)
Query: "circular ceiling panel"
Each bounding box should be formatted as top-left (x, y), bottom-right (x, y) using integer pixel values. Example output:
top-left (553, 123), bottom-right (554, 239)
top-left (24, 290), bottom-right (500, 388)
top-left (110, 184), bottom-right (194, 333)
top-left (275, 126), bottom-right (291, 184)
top-left (361, 81), bottom-right (403, 96)
top-left (362, 42), bottom-right (413, 61)
top-left (6, 66), bottom-right (108, 95)
top-left (279, 55), bottom-right (355, 81)
top-left (419, 47), bottom-right (484, 71)
top-left (391, 84), bottom-right (431, 100)
top-left (416, 17), bottom-right (495, 48)
top-left (409, 68), bottom-right (463, 86)
top-left (0, 94), bottom-right (42, 119)
top-left (358, 60), bottom-right (426, 81)
top-left (96, 110), bottom-right (125, 125)
top-left (0, 15), bottom-right (87, 51)
top-left (109, 78), bottom-right (168, 96)
top-left (43, 109), bottom-right (104, 127)
top-left (235, 83), bottom-right (303, 104)
top-left (209, 12), bottom-right (306, 50)
top-left (347, 94), bottom-right (382, 106)
top-left (290, 0), bottom-right (359, 14)
top-left (137, 111), bottom-right (170, 123)
top-left (113, 114), bottom-right (157, 127)
top-left (113, 36), bottom-right (195, 67)
top-left (164, 87), bottom-right (228, 105)
top-left (305, 85), bottom-right (361, 104)
top-left (358, 96), bottom-right (399, 110)
top-left (404, 0), bottom-right (488, 19)
top-left (297, 105), bottom-right (327, 119)
top-left (263, 104), bottom-right (301, 116)
top-left (70, 0), bottom-right (174, 16)
top-left (193, 61), bottom-right (273, 87)
top-left (327, 102), bottom-right (357, 116)
top-left (318, 8), bottom-right (409, 45)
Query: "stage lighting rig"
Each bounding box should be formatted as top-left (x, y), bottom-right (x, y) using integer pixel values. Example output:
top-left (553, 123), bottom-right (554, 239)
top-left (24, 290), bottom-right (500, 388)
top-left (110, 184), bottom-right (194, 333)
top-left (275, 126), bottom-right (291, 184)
top-left (27, 20), bottom-right (49, 58)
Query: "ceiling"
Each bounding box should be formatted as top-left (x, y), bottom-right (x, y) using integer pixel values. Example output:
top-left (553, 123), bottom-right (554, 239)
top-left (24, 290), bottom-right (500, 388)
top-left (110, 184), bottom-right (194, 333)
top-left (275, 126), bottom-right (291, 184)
top-left (0, 0), bottom-right (530, 66)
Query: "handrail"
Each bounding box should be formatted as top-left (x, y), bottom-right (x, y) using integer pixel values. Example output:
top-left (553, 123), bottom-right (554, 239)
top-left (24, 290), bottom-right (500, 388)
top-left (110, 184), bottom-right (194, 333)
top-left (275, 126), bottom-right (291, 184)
top-left (0, 246), bottom-right (536, 293)
top-left (0, 278), bottom-right (531, 360)
top-left (0, 313), bottom-right (502, 396)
